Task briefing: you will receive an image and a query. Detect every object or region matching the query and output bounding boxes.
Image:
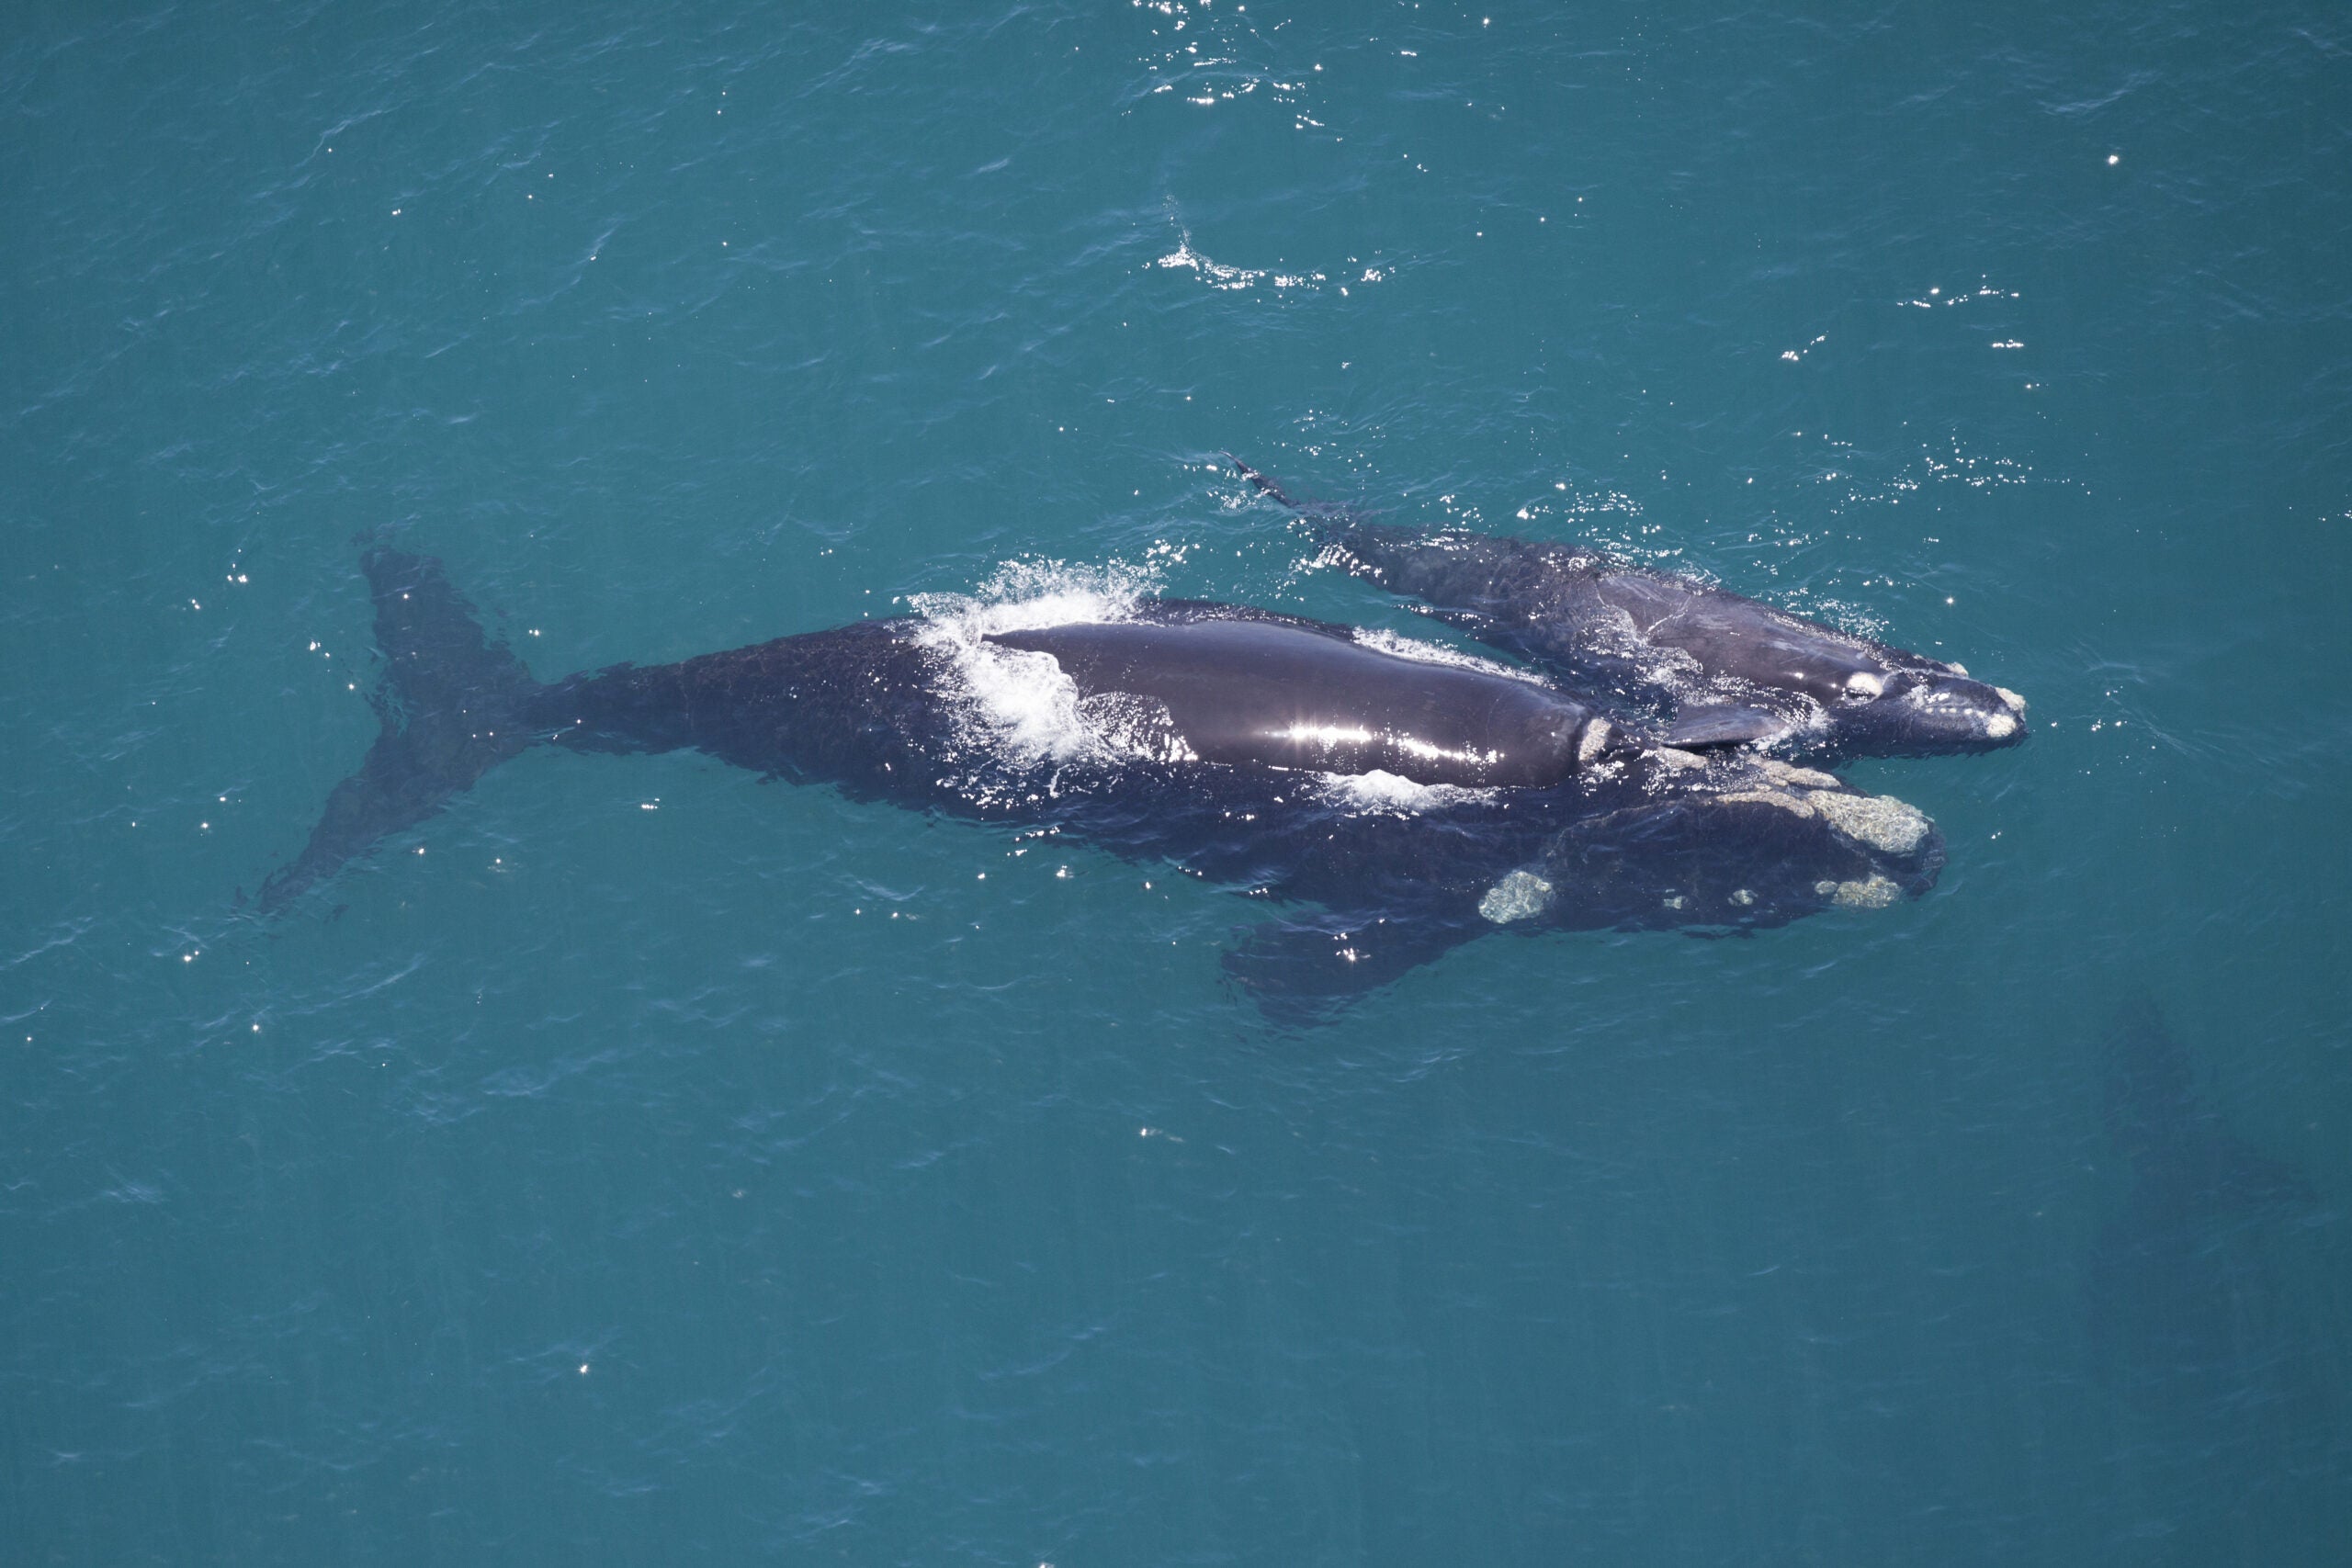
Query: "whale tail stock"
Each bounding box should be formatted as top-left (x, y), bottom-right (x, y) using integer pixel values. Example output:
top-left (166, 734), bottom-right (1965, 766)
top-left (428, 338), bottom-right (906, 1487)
top-left (256, 548), bottom-right (544, 913)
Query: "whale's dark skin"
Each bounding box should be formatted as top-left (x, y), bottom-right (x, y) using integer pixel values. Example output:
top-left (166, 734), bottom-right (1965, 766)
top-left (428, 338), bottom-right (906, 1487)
top-left (1230, 457), bottom-right (2029, 759)
top-left (986, 614), bottom-right (1615, 788)
top-left (258, 549), bottom-right (1947, 1017)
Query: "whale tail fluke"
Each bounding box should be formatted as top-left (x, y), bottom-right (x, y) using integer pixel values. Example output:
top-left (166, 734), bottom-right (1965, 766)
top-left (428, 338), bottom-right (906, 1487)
top-left (257, 549), bottom-right (543, 913)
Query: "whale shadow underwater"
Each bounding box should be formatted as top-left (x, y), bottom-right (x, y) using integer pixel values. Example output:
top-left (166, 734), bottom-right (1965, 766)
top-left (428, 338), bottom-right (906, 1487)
top-left (2082, 1001), bottom-right (2339, 1548)
top-left (2089, 1000), bottom-right (2327, 1419)
top-left (255, 545), bottom-right (1974, 1019)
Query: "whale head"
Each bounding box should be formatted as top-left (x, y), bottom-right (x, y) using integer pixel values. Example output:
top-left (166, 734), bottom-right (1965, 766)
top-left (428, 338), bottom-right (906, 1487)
top-left (1832, 665), bottom-right (2028, 756)
top-left (1487, 754), bottom-right (1947, 933)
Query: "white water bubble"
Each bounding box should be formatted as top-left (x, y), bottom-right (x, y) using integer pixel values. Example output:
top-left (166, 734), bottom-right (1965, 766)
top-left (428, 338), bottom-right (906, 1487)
top-left (1314, 768), bottom-right (1490, 817)
top-left (908, 559), bottom-right (1163, 772)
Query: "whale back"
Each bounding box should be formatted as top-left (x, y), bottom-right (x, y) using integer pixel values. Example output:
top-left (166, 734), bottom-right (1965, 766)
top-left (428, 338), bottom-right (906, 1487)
top-left (986, 615), bottom-right (1606, 788)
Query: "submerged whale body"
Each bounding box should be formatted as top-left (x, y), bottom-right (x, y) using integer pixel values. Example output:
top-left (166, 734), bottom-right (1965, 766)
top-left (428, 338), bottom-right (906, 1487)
top-left (2089, 1001), bottom-right (2324, 1426)
top-left (258, 549), bottom-right (1947, 1016)
top-left (1230, 457), bottom-right (2029, 758)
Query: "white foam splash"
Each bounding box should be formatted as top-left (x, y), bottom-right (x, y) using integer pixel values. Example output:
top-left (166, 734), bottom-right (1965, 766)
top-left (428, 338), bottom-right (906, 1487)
top-left (1156, 239), bottom-right (1267, 289)
top-left (1155, 240), bottom-right (1328, 293)
top-left (908, 559), bottom-right (1163, 769)
top-left (1348, 626), bottom-right (1544, 682)
top-left (1312, 768), bottom-right (1493, 817)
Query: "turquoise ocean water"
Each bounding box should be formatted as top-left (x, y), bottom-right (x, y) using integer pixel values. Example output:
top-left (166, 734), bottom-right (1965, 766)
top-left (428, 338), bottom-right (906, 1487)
top-left (6, 4), bottom-right (2349, 1562)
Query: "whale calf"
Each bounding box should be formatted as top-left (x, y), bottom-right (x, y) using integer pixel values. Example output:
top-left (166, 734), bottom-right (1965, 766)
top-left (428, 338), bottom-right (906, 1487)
top-left (258, 549), bottom-right (1946, 1017)
top-left (1231, 457), bottom-right (2028, 759)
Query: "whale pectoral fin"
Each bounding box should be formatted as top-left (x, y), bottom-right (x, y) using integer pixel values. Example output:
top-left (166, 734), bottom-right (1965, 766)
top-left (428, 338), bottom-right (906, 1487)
top-left (1665, 703), bottom-right (1794, 750)
top-left (1220, 911), bottom-right (1482, 1024)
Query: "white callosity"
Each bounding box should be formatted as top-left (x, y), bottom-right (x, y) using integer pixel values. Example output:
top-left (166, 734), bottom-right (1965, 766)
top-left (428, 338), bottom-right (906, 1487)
top-left (1807, 790), bottom-right (1932, 857)
top-left (1750, 759), bottom-right (1841, 790)
top-left (1702, 758), bottom-right (1929, 863)
top-left (1477, 869), bottom-right (1555, 923)
top-left (1902, 677), bottom-right (2028, 740)
top-left (1980, 685), bottom-right (2030, 740)
top-left (1816, 874), bottom-right (1903, 909)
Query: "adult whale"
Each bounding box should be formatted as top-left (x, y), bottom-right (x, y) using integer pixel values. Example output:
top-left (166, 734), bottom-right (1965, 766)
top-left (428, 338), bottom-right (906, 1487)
top-left (984, 613), bottom-right (1618, 787)
top-left (1230, 457), bottom-right (2029, 758)
top-left (256, 549), bottom-right (1946, 1017)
